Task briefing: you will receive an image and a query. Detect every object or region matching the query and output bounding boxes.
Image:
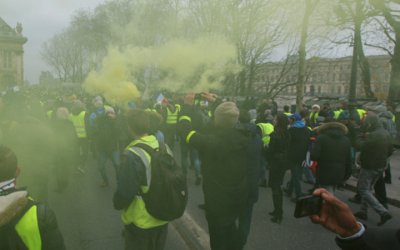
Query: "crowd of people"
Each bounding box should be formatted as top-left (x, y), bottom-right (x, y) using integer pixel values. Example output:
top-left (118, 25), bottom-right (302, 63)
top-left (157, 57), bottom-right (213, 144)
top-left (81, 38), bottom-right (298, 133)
top-left (0, 85), bottom-right (399, 250)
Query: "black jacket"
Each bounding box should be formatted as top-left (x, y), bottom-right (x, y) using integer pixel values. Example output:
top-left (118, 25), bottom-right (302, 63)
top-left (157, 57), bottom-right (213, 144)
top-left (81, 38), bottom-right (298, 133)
top-left (359, 115), bottom-right (393, 170)
top-left (288, 126), bottom-right (310, 164)
top-left (0, 189), bottom-right (65, 250)
top-left (311, 122), bottom-right (352, 185)
top-left (336, 227), bottom-right (400, 250)
top-left (188, 126), bottom-right (249, 226)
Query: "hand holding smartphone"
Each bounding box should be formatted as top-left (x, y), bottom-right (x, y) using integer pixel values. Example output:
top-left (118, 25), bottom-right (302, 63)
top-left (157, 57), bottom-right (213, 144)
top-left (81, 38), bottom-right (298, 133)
top-left (294, 195), bottom-right (322, 218)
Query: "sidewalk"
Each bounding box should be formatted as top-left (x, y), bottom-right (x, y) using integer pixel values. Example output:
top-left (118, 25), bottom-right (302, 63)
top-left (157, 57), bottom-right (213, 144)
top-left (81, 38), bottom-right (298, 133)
top-left (345, 150), bottom-right (400, 208)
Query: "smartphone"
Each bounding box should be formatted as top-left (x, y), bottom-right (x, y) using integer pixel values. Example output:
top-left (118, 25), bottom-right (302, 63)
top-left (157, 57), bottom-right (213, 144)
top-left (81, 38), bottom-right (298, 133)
top-left (294, 195), bottom-right (322, 218)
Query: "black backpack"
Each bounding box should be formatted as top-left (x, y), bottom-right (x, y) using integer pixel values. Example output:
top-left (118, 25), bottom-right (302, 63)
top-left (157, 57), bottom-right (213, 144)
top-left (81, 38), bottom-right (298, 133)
top-left (134, 143), bottom-right (188, 221)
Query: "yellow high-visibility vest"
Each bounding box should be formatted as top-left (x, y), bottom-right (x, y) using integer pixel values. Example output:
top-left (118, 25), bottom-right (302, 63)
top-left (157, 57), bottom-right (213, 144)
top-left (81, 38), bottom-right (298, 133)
top-left (15, 205), bottom-right (42, 250)
top-left (69, 111), bottom-right (87, 138)
top-left (257, 123), bottom-right (274, 146)
top-left (166, 104), bottom-right (181, 124)
top-left (121, 135), bottom-right (168, 229)
top-left (178, 115), bottom-right (191, 123)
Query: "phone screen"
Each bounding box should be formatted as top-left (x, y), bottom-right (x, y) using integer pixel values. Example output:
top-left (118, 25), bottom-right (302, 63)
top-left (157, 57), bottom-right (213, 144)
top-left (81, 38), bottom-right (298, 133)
top-left (294, 195), bottom-right (322, 218)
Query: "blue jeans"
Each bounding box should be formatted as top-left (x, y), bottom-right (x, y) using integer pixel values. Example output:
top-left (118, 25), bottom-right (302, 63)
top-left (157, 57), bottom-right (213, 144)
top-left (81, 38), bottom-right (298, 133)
top-left (180, 142), bottom-right (201, 177)
top-left (358, 168), bottom-right (389, 216)
top-left (287, 163), bottom-right (303, 198)
top-left (97, 151), bottom-right (120, 183)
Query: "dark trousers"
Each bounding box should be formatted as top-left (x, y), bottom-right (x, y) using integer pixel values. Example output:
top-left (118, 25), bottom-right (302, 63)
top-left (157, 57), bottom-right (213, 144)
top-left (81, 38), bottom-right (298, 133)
top-left (238, 201), bottom-right (255, 247)
top-left (208, 220), bottom-right (242, 250)
top-left (124, 224), bottom-right (168, 250)
top-left (269, 165), bottom-right (287, 216)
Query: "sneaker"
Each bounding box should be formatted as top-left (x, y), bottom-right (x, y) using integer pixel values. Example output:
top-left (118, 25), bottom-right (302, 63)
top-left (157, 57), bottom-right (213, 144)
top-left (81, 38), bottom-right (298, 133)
top-left (195, 176), bottom-right (202, 186)
top-left (377, 213), bottom-right (392, 226)
top-left (77, 167), bottom-right (85, 174)
top-left (354, 211), bottom-right (368, 220)
top-left (259, 179), bottom-right (267, 188)
top-left (348, 196), bottom-right (361, 204)
top-left (99, 181), bottom-right (109, 188)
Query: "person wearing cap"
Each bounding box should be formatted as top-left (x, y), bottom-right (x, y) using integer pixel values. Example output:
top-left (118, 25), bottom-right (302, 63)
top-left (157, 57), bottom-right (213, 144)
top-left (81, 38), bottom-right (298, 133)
top-left (183, 101), bottom-right (250, 250)
top-left (93, 106), bottom-right (120, 187)
top-left (284, 113), bottom-right (310, 201)
top-left (309, 104), bottom-right (320, 128)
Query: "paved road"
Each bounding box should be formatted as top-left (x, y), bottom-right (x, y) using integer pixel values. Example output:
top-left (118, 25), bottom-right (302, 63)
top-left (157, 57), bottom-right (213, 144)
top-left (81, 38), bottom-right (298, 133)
top-left (44, 147), bottom-right (400, 250)
top-left (47, 157), bottom-right (188, 250)
top-left (184, 170), bottom-right (400, 250)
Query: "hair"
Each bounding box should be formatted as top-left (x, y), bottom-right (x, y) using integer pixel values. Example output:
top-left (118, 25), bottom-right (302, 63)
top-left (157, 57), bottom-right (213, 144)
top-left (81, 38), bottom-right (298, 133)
top-left (148, 111), bottom-right (163, 134)
top-left (283, 105), bottom-right (290, 112)
top-left (0, 146), bottom-right (18, 182)
top-left (239, 108), bottom-right (251, 123)
top-left (125, 109), bottom-right (150, 136)
top-left (275, 113), bottom-right (289, 135)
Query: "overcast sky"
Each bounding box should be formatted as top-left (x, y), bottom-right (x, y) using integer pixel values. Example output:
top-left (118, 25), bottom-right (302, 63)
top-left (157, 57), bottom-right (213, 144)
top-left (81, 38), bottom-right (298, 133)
top-left (1, 0), bottom-right (105, 83)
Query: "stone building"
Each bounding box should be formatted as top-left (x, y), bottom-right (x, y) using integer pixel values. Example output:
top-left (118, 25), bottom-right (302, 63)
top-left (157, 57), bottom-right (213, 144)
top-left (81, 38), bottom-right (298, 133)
top-left (0, 17), bottom-right (27, 91)
top-left (255, 55), bottom-right (391, 100)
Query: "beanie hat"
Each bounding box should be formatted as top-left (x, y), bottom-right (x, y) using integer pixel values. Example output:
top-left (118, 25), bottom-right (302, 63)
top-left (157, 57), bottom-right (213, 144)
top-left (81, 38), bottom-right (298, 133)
top-left (289, 113), bottom-right (302, 121)
top-left (214, 102), bottom-right (239, 128)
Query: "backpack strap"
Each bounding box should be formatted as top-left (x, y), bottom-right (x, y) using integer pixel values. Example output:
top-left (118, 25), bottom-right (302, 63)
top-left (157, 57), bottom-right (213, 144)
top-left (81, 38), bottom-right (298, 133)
top-left (128, 145), bottom-right (152, 187)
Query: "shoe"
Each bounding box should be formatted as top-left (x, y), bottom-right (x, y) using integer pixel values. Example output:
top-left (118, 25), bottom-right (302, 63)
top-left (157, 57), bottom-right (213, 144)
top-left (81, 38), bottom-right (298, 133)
top-left (195, 176), bottom-right (202, 186)
top-left (99, 181), bottom-right (109, 188)
top-left (198, 204), bottom-right (205, 210)
top-left (354, 211), bottom-right (368, 220)
top-left (283, 188), bottom-right (292, 197)
top-left (377, 213), bottom-right (392, 226)
top-left (348, 197), bottom-right (361, 204)
top-left (270, 215), bottom-right (282, 224)
top-left (268, 211), bottom-right (277, 216)
top-left (259, 179), bottom-right (267, 188)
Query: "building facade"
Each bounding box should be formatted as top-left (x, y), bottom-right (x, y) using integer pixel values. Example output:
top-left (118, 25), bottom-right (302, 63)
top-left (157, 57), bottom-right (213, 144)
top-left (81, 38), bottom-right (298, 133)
top-left (255, 55), bottom-right (391, 100)
top-left (0, 18), bottom-right (27, 91)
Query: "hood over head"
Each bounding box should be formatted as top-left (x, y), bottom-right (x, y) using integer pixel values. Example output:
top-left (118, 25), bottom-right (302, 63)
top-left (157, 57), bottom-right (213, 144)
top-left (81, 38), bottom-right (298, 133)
top-left (316, 122), bottom-right (348, 137)
top-left (0, 190), bottom-right (28, 227)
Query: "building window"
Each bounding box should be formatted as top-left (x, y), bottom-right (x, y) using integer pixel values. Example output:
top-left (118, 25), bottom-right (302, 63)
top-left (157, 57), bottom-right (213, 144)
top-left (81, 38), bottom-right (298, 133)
top-left (2, 50), bottom-right (12, 68)
top-left (318, 85), bottom-right (321, 94)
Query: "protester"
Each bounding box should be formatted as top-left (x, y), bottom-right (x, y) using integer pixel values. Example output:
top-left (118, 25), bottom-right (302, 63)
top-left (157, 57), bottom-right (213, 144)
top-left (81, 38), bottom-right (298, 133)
top-left (310, 122), bottom-right (352, 193)
top-left (354, 113), bottom-right (393, 226)
top-left (0, 146), bottom-right (65, 249)
top-left (266, 113), bottom-right (291, 223)
top-left (284, 113), bottom-right (310, 201)
top-left (113, 109), bottom-right (168, 250)
top-left (184, 101), bottom-right (250, 250)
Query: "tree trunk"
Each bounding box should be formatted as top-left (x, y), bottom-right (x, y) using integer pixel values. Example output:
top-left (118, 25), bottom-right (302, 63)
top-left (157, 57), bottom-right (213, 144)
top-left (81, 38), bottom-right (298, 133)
top-left (296, 0), bottom-right (313, 112)
top-left (388, 32), bottom-right (400, 101)
top-left (349, 1), bottom-right (361, 103)
top-left (247, 59), bottom-right (256, 96)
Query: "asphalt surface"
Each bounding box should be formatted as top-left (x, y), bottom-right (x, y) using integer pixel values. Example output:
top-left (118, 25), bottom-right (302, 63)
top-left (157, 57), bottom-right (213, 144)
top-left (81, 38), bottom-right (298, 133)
top-left (43, 147), bottom-right (400, 250)
top-left (47, 157), bottom-right (188, 250)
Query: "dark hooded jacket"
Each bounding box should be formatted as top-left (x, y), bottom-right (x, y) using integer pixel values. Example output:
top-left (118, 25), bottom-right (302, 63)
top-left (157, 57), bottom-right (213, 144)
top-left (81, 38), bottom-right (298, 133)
top-left (311, 122), bottom-right (352, 185)
top-left (187, 126), bottom-right (250, 226)
top-left (359, 114), bottom-right (393, 170)
top-left (0, 189), bottom-right (65, 250)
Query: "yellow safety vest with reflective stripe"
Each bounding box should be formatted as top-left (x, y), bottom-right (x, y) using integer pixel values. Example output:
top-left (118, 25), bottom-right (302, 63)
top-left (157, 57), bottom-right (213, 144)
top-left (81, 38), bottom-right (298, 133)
top-left (15, 205), bottom-right (42, 250)
top-left (166, 105), bottom-right (180, 124)
top-left (309, 112), bottom-right (319, 125)
top-left (69, 111), bottom-right (87, 138)
top-left (257, 123), bottom-right (274, 146)
top-left (334, 109), bottom-right (343, 120)
top-left (145, 108), bottom-right (157, 113)
top-left (284, 112), bottom-right (292, 117)
top-left (121, 135), bottom-right (168, 229)
top-left (357, 109), bottom-right (367, 121)
top-left (178, 115), bottom-right (191, 123)
top-left (46, 110), bottom-right (53, 119)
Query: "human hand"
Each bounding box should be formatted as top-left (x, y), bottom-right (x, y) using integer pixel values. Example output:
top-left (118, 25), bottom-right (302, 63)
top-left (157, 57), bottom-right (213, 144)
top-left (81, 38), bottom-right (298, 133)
top-left (310, 188), bottom-right (361, 238)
